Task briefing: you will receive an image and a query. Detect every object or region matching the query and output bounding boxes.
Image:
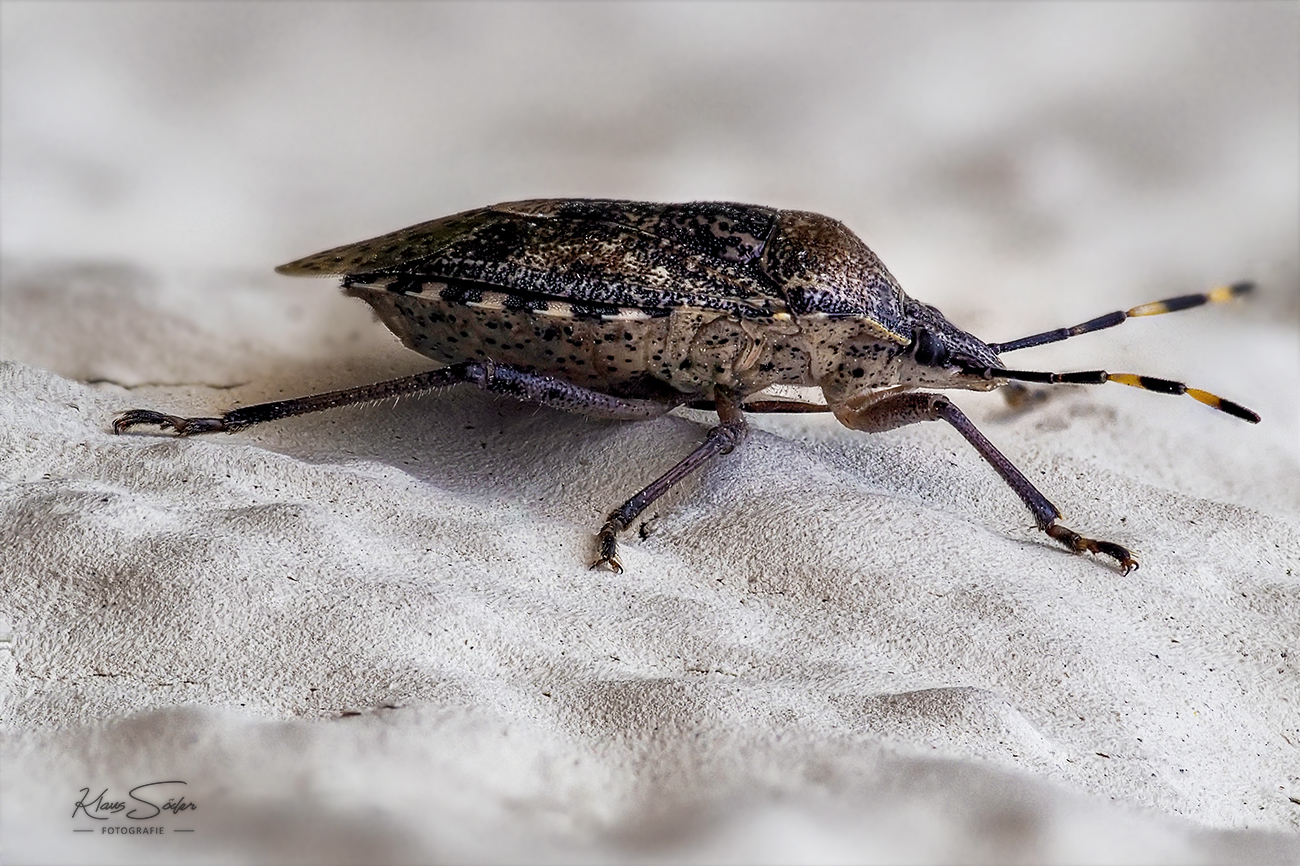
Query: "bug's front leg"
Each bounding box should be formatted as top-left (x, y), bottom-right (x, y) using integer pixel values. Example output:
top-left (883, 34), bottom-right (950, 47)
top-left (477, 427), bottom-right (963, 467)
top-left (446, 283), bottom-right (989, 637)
top-left (834, 390), bottom-right (1138, 573)
top-left (593, 386), bottom-right (748, 573)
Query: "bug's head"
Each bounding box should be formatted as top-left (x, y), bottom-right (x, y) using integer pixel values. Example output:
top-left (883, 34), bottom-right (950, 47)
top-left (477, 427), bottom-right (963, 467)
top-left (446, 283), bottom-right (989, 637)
top-left (897, 302), bottom-right (1002, 391)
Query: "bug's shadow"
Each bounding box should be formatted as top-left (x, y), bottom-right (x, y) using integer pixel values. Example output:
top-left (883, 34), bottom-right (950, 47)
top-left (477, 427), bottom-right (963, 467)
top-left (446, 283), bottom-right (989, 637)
top-left (108, 359), bottom-right (1128, 578)
top-left (209, 359), bottom-right (723, 529)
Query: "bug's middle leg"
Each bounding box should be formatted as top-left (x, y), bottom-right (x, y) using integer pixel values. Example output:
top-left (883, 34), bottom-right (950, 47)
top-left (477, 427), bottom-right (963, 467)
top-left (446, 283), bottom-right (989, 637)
top-left (835, 390), bottom-right (1138, 573)
top-left (592, 386), bottom-right (748, 573)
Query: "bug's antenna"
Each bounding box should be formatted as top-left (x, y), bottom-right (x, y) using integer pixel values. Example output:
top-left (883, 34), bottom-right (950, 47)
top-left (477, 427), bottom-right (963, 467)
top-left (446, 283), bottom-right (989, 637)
top-left (989, 282), bottom-right (1254, 354)
top-left (964, 365), bottom-right (1260, 423)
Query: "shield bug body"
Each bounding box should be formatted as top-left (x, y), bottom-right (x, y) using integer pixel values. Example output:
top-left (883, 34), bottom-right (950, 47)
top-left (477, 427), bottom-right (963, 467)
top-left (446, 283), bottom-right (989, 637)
top-left (114, 199), bottom-right (1259, 573)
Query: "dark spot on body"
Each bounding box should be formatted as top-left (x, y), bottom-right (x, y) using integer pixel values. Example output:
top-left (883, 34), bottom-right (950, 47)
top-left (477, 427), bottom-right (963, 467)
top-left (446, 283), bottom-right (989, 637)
top-left (503, 292), bottom-right (549, 312)
top-left (440, 283), bottom-right (484, 305)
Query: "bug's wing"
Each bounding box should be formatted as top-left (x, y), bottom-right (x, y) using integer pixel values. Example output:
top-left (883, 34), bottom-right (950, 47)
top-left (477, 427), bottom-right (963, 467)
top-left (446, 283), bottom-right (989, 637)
top-left (275, 209), bottom-right (491, 277)
top-left (277, 200), bottom-right (788, 317)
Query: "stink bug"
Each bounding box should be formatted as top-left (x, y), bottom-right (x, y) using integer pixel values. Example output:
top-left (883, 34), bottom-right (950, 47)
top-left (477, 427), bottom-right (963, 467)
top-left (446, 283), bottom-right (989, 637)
top-left (113, 200), bottom-right (1259, 573)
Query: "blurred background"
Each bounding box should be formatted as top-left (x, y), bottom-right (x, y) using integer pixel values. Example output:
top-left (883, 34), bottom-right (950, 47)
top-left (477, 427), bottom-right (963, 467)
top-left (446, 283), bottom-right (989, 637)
top-left (3, 1), bottom-right (1296, 325)
top-left (2, 4), bottom-right (1298, 864)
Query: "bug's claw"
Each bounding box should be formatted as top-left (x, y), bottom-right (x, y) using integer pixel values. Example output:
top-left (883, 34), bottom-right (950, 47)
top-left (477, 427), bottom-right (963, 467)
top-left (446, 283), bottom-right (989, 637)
top-left (1046, 521), bottom-right (1139, 574)
top-left (589, 552), bottom-right (623, 574)
top-left (113, 409), bottom-right (226, 436)
top-left (590, 526), bottom-right (624, 573)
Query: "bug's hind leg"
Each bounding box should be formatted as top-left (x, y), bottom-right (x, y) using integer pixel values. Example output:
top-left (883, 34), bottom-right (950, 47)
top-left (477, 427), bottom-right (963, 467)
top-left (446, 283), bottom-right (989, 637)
top-left (835, 390), bottom-right (1137, 573)
top-left (593, 386), bottom-right (748, 573)
top-left (112, 360), bottom-right (684, 436)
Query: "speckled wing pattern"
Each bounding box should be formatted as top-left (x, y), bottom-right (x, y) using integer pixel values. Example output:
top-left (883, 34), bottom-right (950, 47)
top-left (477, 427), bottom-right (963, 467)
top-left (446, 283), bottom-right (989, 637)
top-left (277, 199), bottom-right (789, 319)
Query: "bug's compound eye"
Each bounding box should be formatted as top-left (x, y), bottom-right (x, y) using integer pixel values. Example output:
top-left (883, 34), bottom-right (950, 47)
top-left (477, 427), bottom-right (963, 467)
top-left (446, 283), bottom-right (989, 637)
top-left (910, 328), bottom-right (950, 367)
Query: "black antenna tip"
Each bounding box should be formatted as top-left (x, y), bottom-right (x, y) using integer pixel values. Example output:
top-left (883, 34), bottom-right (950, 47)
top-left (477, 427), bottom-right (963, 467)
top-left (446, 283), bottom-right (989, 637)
top-left (1220, 399), bottom-right (1262, 424)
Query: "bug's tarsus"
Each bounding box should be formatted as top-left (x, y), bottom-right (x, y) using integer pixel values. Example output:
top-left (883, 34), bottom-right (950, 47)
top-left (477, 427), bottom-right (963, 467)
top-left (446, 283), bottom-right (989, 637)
top-left (989, 281), bottom-right (1254, 354)
top-left (112, 409), bottom-right (228, 436)
top-left (1043, 524), bottom-right (1138, 574)
top-left (592, 386), bottom-right (748, 573)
